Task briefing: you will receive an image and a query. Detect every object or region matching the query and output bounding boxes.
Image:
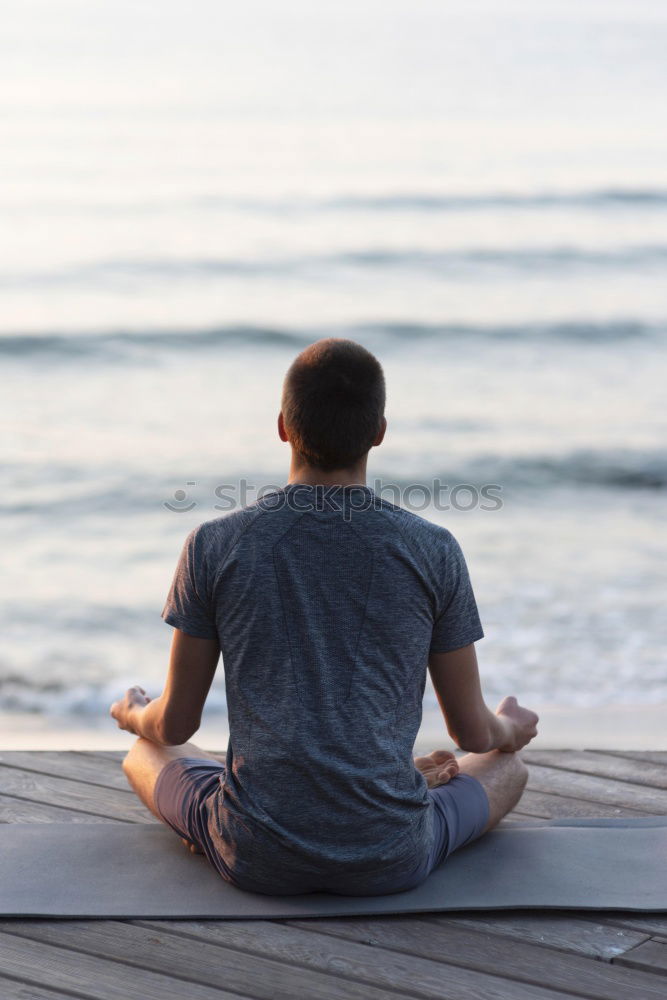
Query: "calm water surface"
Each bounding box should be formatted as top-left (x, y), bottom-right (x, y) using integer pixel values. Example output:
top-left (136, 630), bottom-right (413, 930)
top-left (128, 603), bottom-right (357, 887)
top-left (1, 1), bottom-right (666, 724)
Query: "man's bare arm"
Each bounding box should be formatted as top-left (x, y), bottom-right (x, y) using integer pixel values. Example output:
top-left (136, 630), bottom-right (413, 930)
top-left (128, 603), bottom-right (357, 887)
top-left (111, 630), bottom-right (220, 745)
top-left (428, 644), bottom-right (539, 753)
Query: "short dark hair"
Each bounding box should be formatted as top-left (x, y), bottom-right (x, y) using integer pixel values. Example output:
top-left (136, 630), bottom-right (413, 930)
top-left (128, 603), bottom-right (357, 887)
top-left (281, 338), bottom-right (385, 471)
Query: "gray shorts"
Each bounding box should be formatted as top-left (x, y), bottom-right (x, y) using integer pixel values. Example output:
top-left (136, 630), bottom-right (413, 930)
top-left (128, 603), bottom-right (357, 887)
top-left (154, 757), bottom-right (490, 896)
top-left (387, 771), bottom-right (490, 893)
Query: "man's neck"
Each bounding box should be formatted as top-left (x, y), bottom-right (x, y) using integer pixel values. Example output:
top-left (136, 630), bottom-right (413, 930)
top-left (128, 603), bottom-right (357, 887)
top-left (287, 457), bottom-right (368, 488)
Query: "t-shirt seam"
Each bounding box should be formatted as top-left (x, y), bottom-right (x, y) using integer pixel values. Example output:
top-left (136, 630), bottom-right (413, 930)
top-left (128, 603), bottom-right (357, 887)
top-left (202, 502), bottom-right (271, 599)
top-left (380, 508), bottom-right (445, 619)
top-left (271, 511), bottom-right (311, 710)
top-left (164, 509), bottom-right (264, 636)
top-left (341, 519), bottom-right (375, 703)
top-left (270, 512), bottom-right (376, 709)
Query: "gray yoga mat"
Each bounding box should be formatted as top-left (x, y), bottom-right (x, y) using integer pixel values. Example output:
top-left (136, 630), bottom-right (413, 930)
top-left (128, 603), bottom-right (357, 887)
top-left (1, 817), bottom-right (665, 919)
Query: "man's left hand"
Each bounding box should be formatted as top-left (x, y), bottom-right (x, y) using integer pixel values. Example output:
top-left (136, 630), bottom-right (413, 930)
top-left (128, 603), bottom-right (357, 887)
top-left (414, 749), bottom-right (460, 788)
top-left (109, 685), bottom-right (152, 734)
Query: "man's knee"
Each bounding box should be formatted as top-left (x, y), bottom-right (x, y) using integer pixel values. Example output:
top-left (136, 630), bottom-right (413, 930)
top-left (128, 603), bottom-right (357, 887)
top-left (121, 736), bottom-right (149, 776)
top-left (121, 747), bottom-right (137, 784)
top-left (503, 753), bottom-right (529, 801)
top-left (512, 753), bottom-right (529, 787)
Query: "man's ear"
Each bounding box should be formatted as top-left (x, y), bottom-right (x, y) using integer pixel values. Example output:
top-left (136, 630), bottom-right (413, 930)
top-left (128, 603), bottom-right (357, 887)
top-left (277, 411), bottom-right (290, 443)
top-left (373, 416), bottom-right (387, 447)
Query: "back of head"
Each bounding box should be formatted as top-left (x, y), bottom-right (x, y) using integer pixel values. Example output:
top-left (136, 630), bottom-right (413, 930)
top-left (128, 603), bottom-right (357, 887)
top-left (281, 338), bottom-right (386, 471)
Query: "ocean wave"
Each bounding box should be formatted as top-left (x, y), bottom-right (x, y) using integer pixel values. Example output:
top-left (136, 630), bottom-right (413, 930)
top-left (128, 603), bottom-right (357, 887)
top-left (0, 319), bottom-right (661, 361)
top-left (1, 585), bottom-right (666, 715)
top-left (0, 669), bottom-right (230, 718)
top-left (455, 450), bottom-right (667, 491)
top-left (6, 675), bottom-right (667, 717)
top-left (7, 187), bottom-right (667, 217)
top-left (319, 188), bottom-right (667, 212)
top-left (3, 243), bottom-right (667, 289)
top-left (2, 448), bottom-right (664, 522)
top-left (0, 325), bottom-right (308, 359)
top-left (188, 188), bottom-right (667, 213)
top-left (3, 675), bottom-right (667, 717)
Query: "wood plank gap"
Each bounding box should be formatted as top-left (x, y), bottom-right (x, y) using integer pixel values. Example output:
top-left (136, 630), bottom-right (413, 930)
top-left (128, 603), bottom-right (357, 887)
top-left (0, 759), bottom-right (137, 794)
top-left (592, 751), bottom-right (667, 765)
top-left (129, 918), bottom-right (586, 1000)
top-left (130, 918), bottom-right (425, 989)
top-left (584, 915), bottom-right (667, 936)
top-left (524, 758), bottom-right (667, 791)
top-left (0, 925), bottom-right (255, 999)
top-left (0, 790), bottom-right (138, 822)
top-left (281, 916), bottom-right (661, 1000)
top-left (12, 920), bottom-right (440, 1000)
top-left (410, 912), bottom-right (651, 961)
top-left (0, 928), bottom-right (250, 1000)
top-left (563, 912), bottom-right (663, 936)
top-left (612, 937), bottom-right (667, 976)
top-left (0, 969), bottom-right (98, 1000)
top-left (526, 794), bottom-right (649, 817)
top-left (72, 751), bottom-right (128, 761)
top-left (524, 785), bottom-right (660, 815)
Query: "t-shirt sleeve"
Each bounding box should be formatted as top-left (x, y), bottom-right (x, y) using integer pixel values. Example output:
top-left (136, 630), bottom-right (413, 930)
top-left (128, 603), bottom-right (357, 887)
top-left (161, 525), bottom-right (218, 639)
top-left (429, 532), bottom-right (484, 654)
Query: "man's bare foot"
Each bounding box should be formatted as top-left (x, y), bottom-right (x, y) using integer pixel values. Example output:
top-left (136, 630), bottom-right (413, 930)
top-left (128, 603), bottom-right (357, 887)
top-left (181, 837), bottom-right (205, 855)
top-left (414, 749), bottom-right (460, 788)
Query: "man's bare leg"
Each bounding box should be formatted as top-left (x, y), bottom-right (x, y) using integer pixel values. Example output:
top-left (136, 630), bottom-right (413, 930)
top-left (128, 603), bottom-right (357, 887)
top-left (122, 737), bottom-right (223, 852)
top-left (456, 749), bottom-right (529, 832)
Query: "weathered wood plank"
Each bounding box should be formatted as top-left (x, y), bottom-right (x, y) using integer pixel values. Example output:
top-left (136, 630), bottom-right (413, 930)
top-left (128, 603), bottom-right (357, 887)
top-left (522, 751), bottom-right (667, 790)
top-left (595, 751), bottom-right (667, 767)
top-left (1, 749), bottom-right (664, 1000)
top-left (284, 916), bottom-right (666, 1000)
top-left (0, 976), bottom-right (79, 1000)
top-left (9, 750), bottom-right (664, 807)
top-left (511, 788), bottom-right (647, 819)
top-left (6, 752), bottom-right (638, 821)
top-left (0, 751), bottom-right (133, 791)
top-left (1, 920), bottom-right (415, 1000)
top-left (0, 765), bottom-right (157, 823)
top-left (0, 792), bottom-right (128, 825)
top-left (421, 912), bottom-right (650, 960)
top-left (613, 938), bottom-right (667, 976)
top-left (74, 750), bottom-right (127, 762)
top-left (129, 917), bottom-right (624, 1000)
top-left (0, 753), bottom-right (646, 821)
top-left (596, 915), bottom-right (667, 937)
top-left (525, 763), bottom-right (667, 812)
top-left (0, 930), bottom-right (243, 1000)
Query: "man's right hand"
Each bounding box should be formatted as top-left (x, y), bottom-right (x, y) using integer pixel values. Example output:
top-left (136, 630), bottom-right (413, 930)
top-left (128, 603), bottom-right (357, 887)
top-left (494, 695), bottom-right (539, 752)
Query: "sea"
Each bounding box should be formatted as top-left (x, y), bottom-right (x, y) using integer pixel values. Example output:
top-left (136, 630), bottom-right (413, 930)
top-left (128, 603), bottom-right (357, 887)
top-left (1, 0), bottom-right (666, 736)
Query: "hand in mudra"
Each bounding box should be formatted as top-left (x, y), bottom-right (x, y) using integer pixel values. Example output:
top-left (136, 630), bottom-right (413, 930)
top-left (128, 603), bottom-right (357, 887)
top-left (109, 685), bottom-right (151, 734)
top-left (414, 749), bottom-right (460, 788)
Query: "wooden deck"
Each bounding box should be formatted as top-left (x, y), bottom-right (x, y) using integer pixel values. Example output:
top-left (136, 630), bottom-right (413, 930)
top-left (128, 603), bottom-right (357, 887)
top-left (0, 748), bottom-right (665, 999)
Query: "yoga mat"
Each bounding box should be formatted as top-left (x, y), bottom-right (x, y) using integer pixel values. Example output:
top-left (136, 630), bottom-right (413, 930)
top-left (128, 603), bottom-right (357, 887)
top-left (1, 817), bottom-right (665, 919)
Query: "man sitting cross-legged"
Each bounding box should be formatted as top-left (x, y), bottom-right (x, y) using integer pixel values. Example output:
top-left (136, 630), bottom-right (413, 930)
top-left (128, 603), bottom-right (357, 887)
top-left (111, 338), bottom-right (538, 896)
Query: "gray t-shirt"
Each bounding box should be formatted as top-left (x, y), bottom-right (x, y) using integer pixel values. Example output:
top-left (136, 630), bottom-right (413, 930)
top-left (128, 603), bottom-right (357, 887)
top-left (162, 483), bottom-right (484, 892)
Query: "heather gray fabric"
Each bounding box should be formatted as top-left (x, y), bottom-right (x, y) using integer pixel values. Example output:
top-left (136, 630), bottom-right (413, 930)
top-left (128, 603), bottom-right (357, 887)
top-left (161, 484), bottom-right (484, 892)
top-left (2, 818), bottom-right (666, 918)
